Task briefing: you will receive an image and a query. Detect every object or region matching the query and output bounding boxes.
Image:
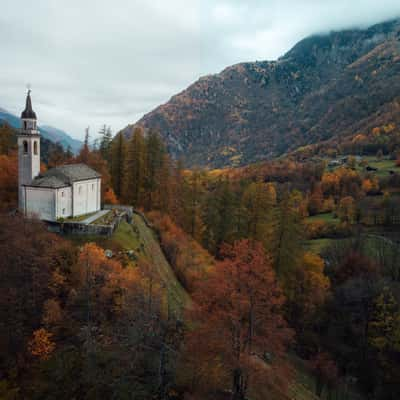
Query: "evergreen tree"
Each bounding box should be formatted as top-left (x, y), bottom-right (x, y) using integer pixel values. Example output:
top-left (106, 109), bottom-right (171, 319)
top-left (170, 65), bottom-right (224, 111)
top-left (144, 130), bottom-right (165, 210)
top-left (269, 191), bottom-right (304, 280)
top-left (240, 181), bottom-right (276, 240)
top-left (123, 128), bottom-right (145, 207)
top-left (182, 169), bottom-right (205, 243)
top-left (202, 179), bottom-right (236, 256)
top-left (110, 133), bottom-right (127, 198)
top-left (99, 125), bottom-right (113, 163)
top-left (79, 127), bottom-right (91, 163)
top-left (65, 145), bottom-right (73, 160)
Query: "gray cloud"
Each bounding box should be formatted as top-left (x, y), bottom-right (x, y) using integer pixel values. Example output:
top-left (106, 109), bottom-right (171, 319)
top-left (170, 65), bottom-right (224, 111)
top-left (1, 0), bottom-right (400, 140)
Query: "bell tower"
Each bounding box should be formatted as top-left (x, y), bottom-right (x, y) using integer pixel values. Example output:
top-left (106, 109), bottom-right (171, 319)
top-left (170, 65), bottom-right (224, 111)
top-left (18, 90), bottom-right (40, 211)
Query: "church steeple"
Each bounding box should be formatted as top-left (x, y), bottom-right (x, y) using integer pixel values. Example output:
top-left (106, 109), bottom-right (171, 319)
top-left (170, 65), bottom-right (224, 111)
top-left (21, 90), bottom-right (37, 120)
top-left (18, 90), bottom-right (40, 211)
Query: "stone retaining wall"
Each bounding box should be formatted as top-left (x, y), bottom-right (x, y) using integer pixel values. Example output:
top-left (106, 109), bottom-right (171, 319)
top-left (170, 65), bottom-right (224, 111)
top-left (47, 205), bottom-right (134, 236)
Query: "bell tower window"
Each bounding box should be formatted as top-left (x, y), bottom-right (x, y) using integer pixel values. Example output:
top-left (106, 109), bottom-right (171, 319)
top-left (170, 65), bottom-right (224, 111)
top-left (33, 141), bottom-right (38, 155)
top-left (23, 140), bottom-right (28, 154)
top-left (23, 121), bottom-right (27, 130)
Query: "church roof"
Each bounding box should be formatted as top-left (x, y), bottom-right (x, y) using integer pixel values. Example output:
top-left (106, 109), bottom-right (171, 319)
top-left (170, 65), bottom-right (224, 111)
top-left (27, 163), bottom-right (101, 188)
top-left (21, 90), bottom-right (37, 120)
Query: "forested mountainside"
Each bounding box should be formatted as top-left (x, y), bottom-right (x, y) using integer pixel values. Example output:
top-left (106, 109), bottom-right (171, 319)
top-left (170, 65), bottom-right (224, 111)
top-left (121, 19), bottom-right (400, 168)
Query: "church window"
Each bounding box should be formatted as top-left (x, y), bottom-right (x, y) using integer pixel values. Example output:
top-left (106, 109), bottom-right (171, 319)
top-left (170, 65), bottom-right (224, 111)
top-left (33, 141), bottom-right (38, 155)
top-left (23, 140), bottom-right (28, 154)
top-left (24, 121), bottom-right (27, 130)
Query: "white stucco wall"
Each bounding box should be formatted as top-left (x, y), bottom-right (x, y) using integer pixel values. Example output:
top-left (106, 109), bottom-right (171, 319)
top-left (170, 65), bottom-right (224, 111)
top-left (72, 178), bottom-right (101, 217)
top-left (25, 187), bottom-right (55, 221)
top-left (18, 135), bottom-right (40, 210)
top-left (55, 187), bottom-right (72, 219)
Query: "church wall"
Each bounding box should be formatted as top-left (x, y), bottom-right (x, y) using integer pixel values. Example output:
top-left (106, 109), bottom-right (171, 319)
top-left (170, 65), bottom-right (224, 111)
top-left (25, 187), bottom-right (55, 221)
top-left (55, 187), bottom-right (72, 219)
top-left (18, 135), bottom-right (40, 210)
top-left (72, 178), bottom-right (101, 217)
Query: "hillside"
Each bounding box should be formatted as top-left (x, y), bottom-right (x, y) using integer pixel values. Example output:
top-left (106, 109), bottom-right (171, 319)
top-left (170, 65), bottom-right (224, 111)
top-left (121, 19), bottom-right (400, 168)
top-left (0, 108), bottom-right (82, 153)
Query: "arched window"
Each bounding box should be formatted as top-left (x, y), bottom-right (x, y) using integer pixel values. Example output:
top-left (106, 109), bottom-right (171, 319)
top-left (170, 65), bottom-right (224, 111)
top-left (23, 121), bottom-right (27, 130)
top-left (23, 140), bottom-right (28, 154)
top-left (33, 141), bottom-right (38, 155)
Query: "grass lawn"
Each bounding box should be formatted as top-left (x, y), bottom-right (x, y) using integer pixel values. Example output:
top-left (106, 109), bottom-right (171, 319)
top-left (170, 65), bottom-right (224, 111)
top-left (305, 212), bottom-right (339, 225)
top-left (358, 156), bottom-right (398, 177)
top-left (305, 238), bottom-right (335, 254)
top-left (64, 211), bottom-right (97, 222)
top-left (112, 220), bottom-right (143, 252)
top-left (67, 216), bottom-right (190, 313)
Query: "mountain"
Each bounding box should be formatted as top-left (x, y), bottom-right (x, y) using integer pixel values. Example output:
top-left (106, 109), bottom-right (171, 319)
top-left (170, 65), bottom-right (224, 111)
top-left (0, 109), bottom-right (82, 154)
top-left (121, 19), bottom-right (400, 168)
top-left (39, 125), bottom-right (82, 154)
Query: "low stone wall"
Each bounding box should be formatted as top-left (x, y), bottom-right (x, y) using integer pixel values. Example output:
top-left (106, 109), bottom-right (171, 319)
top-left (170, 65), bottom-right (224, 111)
top-left (47, 206), bottom-right (133, 237)
top-left (104, 204), bottom-right (134, 223)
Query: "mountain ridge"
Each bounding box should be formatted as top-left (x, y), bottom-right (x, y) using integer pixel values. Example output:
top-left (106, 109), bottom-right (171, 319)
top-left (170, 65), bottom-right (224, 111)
top-left (0, 108), bottom-right (82, 154)
top-left (121, 18), bottom-right (400, 168)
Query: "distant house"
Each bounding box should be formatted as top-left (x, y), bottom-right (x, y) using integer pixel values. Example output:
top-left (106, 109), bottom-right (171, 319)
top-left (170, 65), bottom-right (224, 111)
top-left (18, 91), bottom-right (101, 221)
top-left (328, 159), bottom-right (343, 167)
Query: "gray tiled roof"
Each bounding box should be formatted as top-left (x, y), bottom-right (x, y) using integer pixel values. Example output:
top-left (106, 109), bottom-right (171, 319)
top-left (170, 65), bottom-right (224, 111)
top-left (27, 163), bottom-right (101, 188)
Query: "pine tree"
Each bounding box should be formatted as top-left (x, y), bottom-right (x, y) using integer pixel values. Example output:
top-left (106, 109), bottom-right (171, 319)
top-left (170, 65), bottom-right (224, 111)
top-left (110, 133), bottom-right (126, 198)
top-left (99, 125), bottom-right (112, 163)
top-left (144, 130), bottom-right (165, 210)
top-left (123, 128), bottom-right (145, 207)
top-left (269, 191), bottom-right (304, 280)
top-left (79, 127), bottom-right (91, 163)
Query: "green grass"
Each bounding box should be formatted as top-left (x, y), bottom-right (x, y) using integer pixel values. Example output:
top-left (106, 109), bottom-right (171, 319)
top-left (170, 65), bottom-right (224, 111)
top-left (305, 213), bottom-right (339, 225)
top-left (64, 211), bottom-right (97, 222)
top-left (66, 216), bottom-right (190, 313)
top-left (305, 238), bottom-right (335, 254)
top-left (132, 214), bottom-right (191, 313)
top-left (112, 220), bottom-right (142, 250)
top-left (361, 156), bottom-right (398, 177)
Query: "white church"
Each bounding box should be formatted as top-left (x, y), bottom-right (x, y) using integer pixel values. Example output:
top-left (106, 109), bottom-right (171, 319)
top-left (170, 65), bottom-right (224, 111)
top-left (18, 91), bottom-right (102, 221)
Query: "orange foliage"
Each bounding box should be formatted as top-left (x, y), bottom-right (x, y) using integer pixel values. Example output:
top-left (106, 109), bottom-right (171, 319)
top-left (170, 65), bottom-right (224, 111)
top-left (148, 212), bottom-right (214, 292)
top-left (104, 187), bottom-right (118, 204)
top-left (185, 240), bottom-right (293, 398)
top-left (28, 328), bottom-right (56, 360)
top-left (0, 152), bottom-right (18, 210)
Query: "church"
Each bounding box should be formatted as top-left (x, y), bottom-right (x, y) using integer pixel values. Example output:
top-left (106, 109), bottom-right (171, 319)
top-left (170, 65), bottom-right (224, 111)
top-left (18, 91), bottom-right (101, 221)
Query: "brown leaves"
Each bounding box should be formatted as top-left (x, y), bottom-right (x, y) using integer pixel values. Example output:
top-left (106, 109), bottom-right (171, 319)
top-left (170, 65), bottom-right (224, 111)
top-left (28, 328), bottom-right (55, 360)
top-left (185, 240), bottom-right (293, 397)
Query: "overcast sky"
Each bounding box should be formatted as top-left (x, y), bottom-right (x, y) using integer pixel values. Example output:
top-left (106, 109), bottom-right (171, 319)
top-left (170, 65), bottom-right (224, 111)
top-left (1, 0), bottom-right (400, 140)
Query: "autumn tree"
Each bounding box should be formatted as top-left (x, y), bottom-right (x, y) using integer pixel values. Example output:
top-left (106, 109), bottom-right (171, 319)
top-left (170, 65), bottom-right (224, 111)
top-left (28, 328), bottom-right (56, 360)
top-left (269, 192), bottom-right (304, 280)
top-left (368, 288), bottom-right (400, 394)
top-left (337, 196), bottom-right (356, 223)
top-left (0, 152), bottom-right (18, 210)
top-left (185, 240), bottom-right (293, 399)
top-left (240, 181), bottom-right (276, 240)
top-left (285, 252), bottom-right (330, 335)
top-left (0, 123), bottom-right (16, 155)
